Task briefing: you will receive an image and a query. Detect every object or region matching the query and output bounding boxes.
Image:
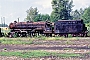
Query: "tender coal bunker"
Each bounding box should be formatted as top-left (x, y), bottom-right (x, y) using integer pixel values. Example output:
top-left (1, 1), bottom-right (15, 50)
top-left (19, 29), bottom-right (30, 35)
top-left (54, 20), bottom-right (87, 37)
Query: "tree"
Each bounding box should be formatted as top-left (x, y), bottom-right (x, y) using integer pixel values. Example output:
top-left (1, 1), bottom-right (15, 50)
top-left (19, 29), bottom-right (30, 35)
top-left (25, 7), bottom-right (38, 21)
top-left (34, 14), bottom-right (42, 22)
top-left (79, 8), bottom-right (84, 16)
top-left (25, 7), bottom-right (50, 22)
top-left (50, 0), bottom-right (74, 22)
top-left (82, 7), bottom-right (90, 23)
top-left (71, 10), bottom-right (80, 20)
top-left (34, 14), bottom-right (50, 22)
top-left (41, 14), bottom-right (50, 21)
top-left (71, 8), bottom-right (84, 20)
top-left (0, 24), bottom-right (8, 27)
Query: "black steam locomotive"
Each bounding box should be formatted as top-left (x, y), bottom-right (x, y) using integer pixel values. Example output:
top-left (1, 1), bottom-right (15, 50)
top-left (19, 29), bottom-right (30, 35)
top-left (8, 19), bottom-right (88, 37)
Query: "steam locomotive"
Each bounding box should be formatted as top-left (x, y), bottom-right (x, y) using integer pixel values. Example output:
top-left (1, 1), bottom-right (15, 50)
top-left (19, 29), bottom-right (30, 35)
top-left (8, 19), bottom-right (88, 37)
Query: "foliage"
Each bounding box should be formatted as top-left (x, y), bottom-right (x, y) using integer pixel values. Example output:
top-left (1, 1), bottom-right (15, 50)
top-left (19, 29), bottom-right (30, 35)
top-left (71, 8), bottom-right (84, 20)
top-left (71, 10), bottom-right (80, 20)
top-left (0, 51), bottom-right (81, 58)
top-left (0, 24), bottom-right (8, 27)
top-left (86, 22), bottom-right (90, 28)
top-left (25, 7), bottom-right (38, 21)
top-left (34, 14), bottom-right (50, 22)
top-left (86, 22), bottom-right (90, 36)
top-left (35, 34), bottom-right (46, 40)
top-left (53, 53), bottom-right (81, 58)
top-left (0, 38), bottom-right (33, 45)
top-left (51, 0), bottom-right (74, 22)
top-left (82, 6), bottom-right (90, 23)
top-left (1, 27), bottom-right (10, 34)
top-left (13, 33), bottom-right (18, 38)
top-left (25, 7), bottom-right (50, 22)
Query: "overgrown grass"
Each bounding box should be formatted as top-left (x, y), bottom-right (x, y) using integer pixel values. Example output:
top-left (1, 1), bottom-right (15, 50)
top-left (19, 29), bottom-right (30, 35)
top-left (0, 37), bottom-right (88, 45)
top-left (0, 50), bottom-right (81, 58)
top-left (34, 35), bottom-right (81, 41)
top-left (86, 23), bottom-right (90, 36)
top-left (53, 53), bottom-right (81, 58)
top-left (35, 35), bottom-right (46, 40)
top-left (0, 37), bottom-right (33, 45)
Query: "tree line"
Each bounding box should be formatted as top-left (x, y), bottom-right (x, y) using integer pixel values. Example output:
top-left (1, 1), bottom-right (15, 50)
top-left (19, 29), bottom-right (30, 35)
top-left (0, 24), bottom-right (8, 27)
top-left (25, 0), bottom-right (90, 24)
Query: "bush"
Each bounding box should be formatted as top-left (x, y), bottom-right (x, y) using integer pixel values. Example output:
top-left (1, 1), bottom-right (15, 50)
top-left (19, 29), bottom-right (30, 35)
top-left (86, 23), bottom-right (90, 36)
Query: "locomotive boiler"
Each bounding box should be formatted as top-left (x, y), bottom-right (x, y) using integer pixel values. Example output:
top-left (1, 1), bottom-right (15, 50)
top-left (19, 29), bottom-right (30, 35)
top-left (9, 21), bottom-right (52, 37)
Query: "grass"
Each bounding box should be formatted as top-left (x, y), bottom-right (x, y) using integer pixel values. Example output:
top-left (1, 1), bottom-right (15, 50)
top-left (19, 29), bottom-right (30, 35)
top-left (0, 37), bottom-right (33, 45)
top-left (0, 50), bottom-right (81, 58)
top-left (63, 48), bottom-right (73, 50)
top-left (0, 37), bottom-right (89, 45)
top-left (35, 35), bottom-right (82, 41)
top-left (53, 53), bottom-right (81, 58)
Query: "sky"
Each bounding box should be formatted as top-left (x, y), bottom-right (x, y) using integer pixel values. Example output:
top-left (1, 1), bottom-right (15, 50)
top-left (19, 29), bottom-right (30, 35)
top-left (0, 0), bottom-right (90, 25)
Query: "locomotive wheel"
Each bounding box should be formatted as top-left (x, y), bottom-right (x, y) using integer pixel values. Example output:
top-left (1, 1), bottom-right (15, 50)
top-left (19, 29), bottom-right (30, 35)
top-left (72, 34), bottom-right (75, 37)
top-left (33, 32), bottom-right (36, 37)
top-left (84, 31), bottom-right (88, 37)
top-left (29, 32), bottom-right (35, 37)
top-left (84, 33), bottom-right (88, 37)
top-left (72, 34), bottom-right (78, 37)
top-left (15, 32), bottom-right (20, 37)
top-left (64, 34), bottom-right (68, 38)
top-left (29, 32), bottom-right (33, 37)
top-left (81, 33), bottom-right (88, 37)
top-left (9, 32), bottom-right (15, 38)
top-left (45, 33), bottom-right (52, 37)
top-left (45, 33), bottom-right (48, 37)
top-left (9, 34), bottom-right (13, 38)
top-left (21, 32), bottom-right (27, 37)
top-left (80, 33), bottom-right (84, 37)
top-left (59, 34), bottom-right (63, 37)
top-left (50, 33), bottom-right (52, 37)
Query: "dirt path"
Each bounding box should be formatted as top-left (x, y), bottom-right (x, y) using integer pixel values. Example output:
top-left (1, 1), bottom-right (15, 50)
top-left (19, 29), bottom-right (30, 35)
top-left (0, 39), bottom-right (90, 51)
top-left (0, 44), bottom-right (90, 51)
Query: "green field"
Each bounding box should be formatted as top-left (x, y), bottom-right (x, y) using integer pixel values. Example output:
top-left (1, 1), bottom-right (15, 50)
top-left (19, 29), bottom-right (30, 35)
top-left (0, 37), bottom-right (84, 45)
top-left (0, 50), bottom-right (81, 58)
top-left (0, 37), bottom-right (89, 45)
top-left (0, 37), bottom-right (89, 59)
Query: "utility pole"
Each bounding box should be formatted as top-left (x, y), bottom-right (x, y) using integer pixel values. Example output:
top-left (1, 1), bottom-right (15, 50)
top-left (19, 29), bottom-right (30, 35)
top-left (18, 18), bottom-right (19, 22)
top-left (1, 17), bottom-right (3, 27)
top-left (3, 17), bottom-right (5, 27)
top-left (1, 17), bottom-right (5, 27)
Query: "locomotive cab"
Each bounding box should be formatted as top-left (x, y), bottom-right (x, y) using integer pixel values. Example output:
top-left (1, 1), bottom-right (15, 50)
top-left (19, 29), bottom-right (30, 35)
top-left (45, 22), bottom-right (52, 31)
top-left (43, 21), bottom-right (52, 34)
